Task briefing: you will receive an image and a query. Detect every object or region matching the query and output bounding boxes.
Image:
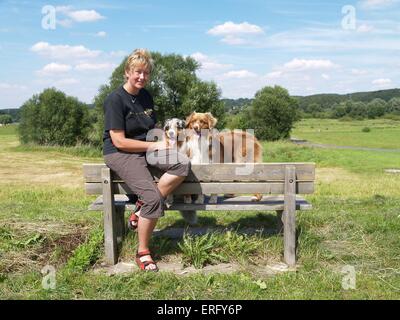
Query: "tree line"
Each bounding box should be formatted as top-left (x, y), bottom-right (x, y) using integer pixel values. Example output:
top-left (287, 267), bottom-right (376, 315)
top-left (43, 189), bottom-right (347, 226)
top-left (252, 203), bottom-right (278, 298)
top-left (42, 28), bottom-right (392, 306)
top-left (17, 52), bottom-right (298, 147)
top-left (300, 97), bottom-right (400, 120)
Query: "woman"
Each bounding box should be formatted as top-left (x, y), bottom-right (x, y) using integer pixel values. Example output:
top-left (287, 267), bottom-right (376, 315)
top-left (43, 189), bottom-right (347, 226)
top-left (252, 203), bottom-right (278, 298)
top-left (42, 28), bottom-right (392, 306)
top-left (103, 49), bottom-right (190, 271)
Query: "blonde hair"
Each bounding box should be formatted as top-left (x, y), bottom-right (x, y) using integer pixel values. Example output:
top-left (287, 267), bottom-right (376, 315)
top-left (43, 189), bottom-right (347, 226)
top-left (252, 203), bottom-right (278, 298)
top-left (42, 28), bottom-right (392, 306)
top-left (125, 48), bottom-right (154, 74)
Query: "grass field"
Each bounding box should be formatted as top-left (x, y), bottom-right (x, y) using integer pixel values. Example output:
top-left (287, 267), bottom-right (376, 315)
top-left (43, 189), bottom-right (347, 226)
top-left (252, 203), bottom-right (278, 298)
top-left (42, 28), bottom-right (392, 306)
top-left (292, 118), bottom-right (400, 149)
top-left (1, 121), bottom-right (400, 299)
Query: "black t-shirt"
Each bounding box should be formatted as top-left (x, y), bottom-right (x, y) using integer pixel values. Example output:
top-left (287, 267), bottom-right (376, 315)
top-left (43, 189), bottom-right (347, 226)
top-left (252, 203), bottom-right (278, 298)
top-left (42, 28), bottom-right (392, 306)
top-left (103, 86), bottom-right (157, 155)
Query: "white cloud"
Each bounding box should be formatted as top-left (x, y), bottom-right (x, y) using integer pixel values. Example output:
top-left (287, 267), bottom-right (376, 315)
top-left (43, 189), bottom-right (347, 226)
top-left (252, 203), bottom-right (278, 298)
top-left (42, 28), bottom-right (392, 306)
top-left (222, 70), bottom-right (257, 79)
top-left (283, 58), bottom-right (337, 71)
top-left (372, 78), bottom-right (392, 85)
top-left (190, 52), bottom-right (233, 73)
top-left (359, 0), bottom-right (398, 9)
top-left (207, 21), bottom-right (264, 45)
top-left (96, 31), bottom-right (107, 37)
top-left (322, 73), bottom-right (330, 80)
top-left (266, 71), bottom-right (283, 79)
top-left (37, 63), bottom-right (72, 76)
top-left (207, 21), bottom-right (264, 36)
top-left (75, 63), bottom-right (114, 71)
top-left (30, 42), bottom-right (101, 60)
top-left (66, 10), bottom-right (105, 22)
top-left (55, 6), bottom-right (105, 25)
top-left (221, 36), bottom-right (247, 45)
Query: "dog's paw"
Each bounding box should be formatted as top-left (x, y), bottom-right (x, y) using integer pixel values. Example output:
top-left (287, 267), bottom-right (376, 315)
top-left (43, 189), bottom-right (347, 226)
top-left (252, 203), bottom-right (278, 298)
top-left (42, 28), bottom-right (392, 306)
top-left (209, 194), bottom-right (218, 204)
top-left (251, 194), bottom-right (262, 202)
top-left (194, 194), bottom-right (205, 204)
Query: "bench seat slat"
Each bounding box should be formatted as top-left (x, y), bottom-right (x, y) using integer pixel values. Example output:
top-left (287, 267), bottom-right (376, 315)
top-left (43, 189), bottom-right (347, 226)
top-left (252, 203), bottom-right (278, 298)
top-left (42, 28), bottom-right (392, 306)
top-left (88, 195), bottom-right (312, 211)
top-left (85, 181), bottom-right (314, 195)
top-left (83, 163), bottom-right (315, 183)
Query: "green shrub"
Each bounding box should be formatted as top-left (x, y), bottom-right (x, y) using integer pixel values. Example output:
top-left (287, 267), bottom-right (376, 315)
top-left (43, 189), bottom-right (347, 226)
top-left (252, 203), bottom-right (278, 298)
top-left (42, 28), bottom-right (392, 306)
top-left (18, 88), bottom-right (91, 146)
top-left (248, 86), bottom-right (300, 140)
top-left (178, 233), bottom-right (224, 269)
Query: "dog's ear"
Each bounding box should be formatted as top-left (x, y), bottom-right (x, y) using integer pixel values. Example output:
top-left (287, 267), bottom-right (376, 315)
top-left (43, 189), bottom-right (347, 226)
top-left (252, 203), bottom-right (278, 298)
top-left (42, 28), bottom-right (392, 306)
top-left (179, 120), bottom-right (186, 128)
top-left (185, 112), bottom-right (195, 128)
top-left (205, 112), bottom-right (217, 128)
top-left (163, 119), bottom-right (171, 130)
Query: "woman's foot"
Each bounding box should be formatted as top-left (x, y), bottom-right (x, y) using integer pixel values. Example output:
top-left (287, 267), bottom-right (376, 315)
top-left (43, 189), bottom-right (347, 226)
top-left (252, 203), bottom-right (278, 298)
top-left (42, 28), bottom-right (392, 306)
top-left (135, 250), bottom-right (159, 272)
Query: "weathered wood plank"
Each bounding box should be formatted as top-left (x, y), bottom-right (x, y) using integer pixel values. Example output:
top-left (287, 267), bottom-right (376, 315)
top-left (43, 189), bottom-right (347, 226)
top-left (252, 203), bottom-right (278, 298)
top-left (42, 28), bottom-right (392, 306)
top-left (83, 163), bottom-right (315, 183)
top-left (88, 195), bottom-right (312, 211)
top-left (283, 166), bottom-right (296, 266)
top-left (85, 181), bottom-right (315, 195)
top-left (101, 168), bottom-right (118, 265)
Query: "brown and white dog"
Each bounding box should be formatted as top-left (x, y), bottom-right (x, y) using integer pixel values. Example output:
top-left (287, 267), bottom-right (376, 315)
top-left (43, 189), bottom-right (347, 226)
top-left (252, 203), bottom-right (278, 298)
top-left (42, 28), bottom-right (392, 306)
top-left (185, 111), bottom-right (263, 201)
top-left (163, 112), bottom-right (263, 224)
top-left (218, 129), bottom-right (263, 201)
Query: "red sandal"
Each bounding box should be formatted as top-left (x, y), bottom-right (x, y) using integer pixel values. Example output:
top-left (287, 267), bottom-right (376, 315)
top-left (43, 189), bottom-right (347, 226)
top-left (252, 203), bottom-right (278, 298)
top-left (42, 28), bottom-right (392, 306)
top-left (135, 250), bottom-right (159, 272)
top-left (127, 200), bottom-right (143, 231)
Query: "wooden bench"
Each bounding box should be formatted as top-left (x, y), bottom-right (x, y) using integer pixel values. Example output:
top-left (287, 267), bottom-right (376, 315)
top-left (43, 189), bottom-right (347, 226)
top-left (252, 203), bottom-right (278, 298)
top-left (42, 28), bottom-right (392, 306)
top-left (83, 163), bottom-right (315, 267)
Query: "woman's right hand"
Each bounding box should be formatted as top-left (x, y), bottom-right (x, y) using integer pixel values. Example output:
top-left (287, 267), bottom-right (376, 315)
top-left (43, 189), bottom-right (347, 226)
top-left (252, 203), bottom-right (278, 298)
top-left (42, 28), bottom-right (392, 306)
top-left (148, 140), bottom-right (171, 152)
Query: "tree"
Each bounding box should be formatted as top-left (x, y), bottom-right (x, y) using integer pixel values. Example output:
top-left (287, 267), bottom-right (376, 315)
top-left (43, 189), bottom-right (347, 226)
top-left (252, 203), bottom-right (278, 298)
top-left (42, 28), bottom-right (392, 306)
top-left (333, 103), bottom-right (347, 118)
top-left (248, 86), bottom-right (300, 140)
top-left (0, 114), bottom-right (12, 125)
top-left (348, 101), bottom-right (367, 119)
top-left (388, 97), bottom-right (400, 114)
top-left (93, 51), bottom-right (225, 145)
top-left (18, 88), bottom-right (90, 146)
top-left (367, 98), bottom-right (386, 119)
top-left (305, 103), bottom-right (323, 114)
top-left (225, 105), bottom-right (252, 130)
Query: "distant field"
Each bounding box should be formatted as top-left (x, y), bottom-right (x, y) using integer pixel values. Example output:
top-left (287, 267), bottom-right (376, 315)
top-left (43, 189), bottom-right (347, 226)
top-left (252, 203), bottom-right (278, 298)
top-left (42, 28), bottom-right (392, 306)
top-left (292, 119), bottom-right (400, 149)
top-left (0, 124), bottom-right (17, 135)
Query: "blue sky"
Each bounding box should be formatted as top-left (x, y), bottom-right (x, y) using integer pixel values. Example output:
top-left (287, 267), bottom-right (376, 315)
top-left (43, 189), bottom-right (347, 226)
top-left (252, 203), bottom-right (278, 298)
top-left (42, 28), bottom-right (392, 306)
top-left (1, 0), bottom-right (399, 108)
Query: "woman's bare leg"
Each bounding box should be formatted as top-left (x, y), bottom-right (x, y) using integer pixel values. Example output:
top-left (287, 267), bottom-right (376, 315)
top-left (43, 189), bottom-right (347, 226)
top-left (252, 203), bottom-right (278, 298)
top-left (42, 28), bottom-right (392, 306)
top-left (136, 173), bottom-right (185, 270)
top-left (157, 173), bottom-right (185, 198)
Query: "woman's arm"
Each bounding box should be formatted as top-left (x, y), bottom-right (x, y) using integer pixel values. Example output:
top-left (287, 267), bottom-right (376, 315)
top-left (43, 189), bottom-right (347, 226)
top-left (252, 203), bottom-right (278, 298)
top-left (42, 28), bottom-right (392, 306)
top-left (110, 130), bottom-right (167, 153)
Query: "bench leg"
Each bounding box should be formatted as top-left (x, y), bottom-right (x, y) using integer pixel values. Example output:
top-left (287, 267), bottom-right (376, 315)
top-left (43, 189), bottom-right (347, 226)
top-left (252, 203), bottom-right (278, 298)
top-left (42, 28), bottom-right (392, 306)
top-left (115, 206), bottom-right (126, 246)
top-left (283, 166), bottom-right (296, 266)
top-left (180, 210), bottom-right (198, 225)
top-left (102, 167), bottom-right (118, 265)
top-left (276, 210), bottom-right (284, 235)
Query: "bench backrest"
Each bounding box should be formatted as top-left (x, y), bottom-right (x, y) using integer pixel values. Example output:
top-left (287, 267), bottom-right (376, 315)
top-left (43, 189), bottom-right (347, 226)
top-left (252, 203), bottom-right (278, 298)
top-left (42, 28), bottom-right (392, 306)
top-left (83, 163), bottom-right (315, 196)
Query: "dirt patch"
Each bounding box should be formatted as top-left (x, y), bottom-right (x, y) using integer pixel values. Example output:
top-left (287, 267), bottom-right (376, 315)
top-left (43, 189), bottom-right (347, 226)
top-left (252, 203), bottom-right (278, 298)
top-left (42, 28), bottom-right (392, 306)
top-left (92, 258), bottom-right (295, 277)
top-left (0, 222), bottom-right (89, 274)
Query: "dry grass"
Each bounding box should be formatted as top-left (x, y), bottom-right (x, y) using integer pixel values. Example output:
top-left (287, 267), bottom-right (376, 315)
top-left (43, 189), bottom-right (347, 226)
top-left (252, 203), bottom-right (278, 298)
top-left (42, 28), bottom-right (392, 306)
top-left (316, 167), bottom-right (400, 198)
top-left (0, 221), bottom-right (89, 274)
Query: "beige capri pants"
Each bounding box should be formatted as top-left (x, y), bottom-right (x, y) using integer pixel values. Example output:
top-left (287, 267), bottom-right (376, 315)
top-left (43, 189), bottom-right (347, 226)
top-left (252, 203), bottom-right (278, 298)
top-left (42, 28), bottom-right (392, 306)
top-left (104, 149), bottom-right (191, 219)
